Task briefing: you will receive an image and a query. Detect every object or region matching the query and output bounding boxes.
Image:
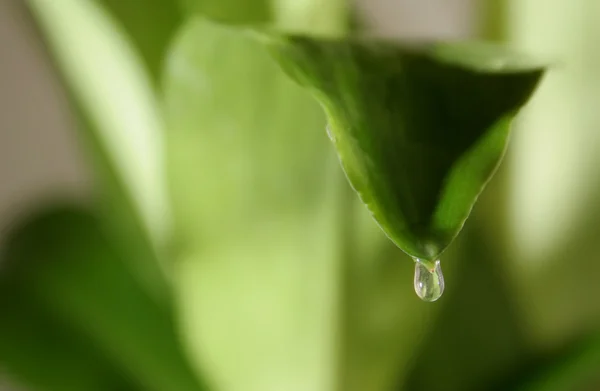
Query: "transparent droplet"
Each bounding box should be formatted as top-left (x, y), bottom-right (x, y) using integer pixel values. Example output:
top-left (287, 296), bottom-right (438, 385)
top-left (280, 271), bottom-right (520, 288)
top-left (326, 124), bottom-right (336, 143)
top-left (413, 258), bottom-right (444, 302)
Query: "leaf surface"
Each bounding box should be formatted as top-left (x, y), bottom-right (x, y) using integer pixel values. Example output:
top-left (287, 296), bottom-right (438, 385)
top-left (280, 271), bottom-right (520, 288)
top-left (164, 18), bottom-right (429, 391)
top-left (267, 36), bottom-right (545, 261)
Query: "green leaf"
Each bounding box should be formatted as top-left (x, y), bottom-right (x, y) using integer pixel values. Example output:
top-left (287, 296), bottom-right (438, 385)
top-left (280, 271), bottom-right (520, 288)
top-left (266, 36), bottom-right (545, 262)
top-left (179, 0), bottom-right (271, 24)
top-left (0, 282), bottom-right (137, 391)
top-left (27, 0), bottom-right (170, 248)
top-left (165, 18), bottom-right (432, 391)
top-left (516, 335), bottom-right (600, 391)
top-left (27, 0), bottom-right (171, 298)
top-left (95, 0), bottom-right (184, 83)
top-left (1, 206), bottom-right (206, 391)
top-left (181, 0), bottom-right (349, 35)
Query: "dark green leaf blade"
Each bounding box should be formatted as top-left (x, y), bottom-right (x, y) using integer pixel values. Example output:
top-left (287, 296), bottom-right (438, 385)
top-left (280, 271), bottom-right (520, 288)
top-left (1, 206), bottom-right (206, 391)
top-left (267, 36), bottom-right (545, 261)
top-left (95, 0), bottom-right (184, 83)
top-left (0, 283), bottom-right (137, 391)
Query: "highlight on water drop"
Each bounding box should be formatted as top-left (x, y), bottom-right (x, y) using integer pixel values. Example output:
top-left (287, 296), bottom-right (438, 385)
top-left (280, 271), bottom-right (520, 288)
top-left (413, 258), bottom-right (445, 302)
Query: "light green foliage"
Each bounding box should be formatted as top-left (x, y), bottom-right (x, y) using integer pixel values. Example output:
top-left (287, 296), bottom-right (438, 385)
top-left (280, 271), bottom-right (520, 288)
top-left (179, 0), bottom-right (271, 24)
top-left (27, 0), bottom-right (170, 303)
top-left (164, 18), bottom-right (432, 391)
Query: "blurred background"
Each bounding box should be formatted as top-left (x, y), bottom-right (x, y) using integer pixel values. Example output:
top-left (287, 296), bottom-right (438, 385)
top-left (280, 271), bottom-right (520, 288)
top-left (1, 0), bottom-right (599, 390)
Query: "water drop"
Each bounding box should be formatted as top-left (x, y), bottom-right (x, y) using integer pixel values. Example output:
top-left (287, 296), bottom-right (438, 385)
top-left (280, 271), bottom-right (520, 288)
top-left (413, 258), bottom-right (444, 302)
top-left (326, 124), bottom-right (336, 143)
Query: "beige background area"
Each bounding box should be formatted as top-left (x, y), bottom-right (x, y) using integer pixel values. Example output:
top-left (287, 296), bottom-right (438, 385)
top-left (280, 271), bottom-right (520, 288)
top-left (358, 0), bottom-right (476, 39)
top-left (0, 0), bottom-right (89, 254)
top-left (0, 2), bottom-right (88, 387)
top-left (0, 0), bottom-right (475, 389)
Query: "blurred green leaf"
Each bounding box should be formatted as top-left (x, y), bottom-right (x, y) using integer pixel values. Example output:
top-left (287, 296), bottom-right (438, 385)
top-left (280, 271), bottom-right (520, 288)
top-left (181, 0), bottom-right (348, 35)
top-left (518, 335), bottom-right (600, 391)
top-left (177, 0), bottom-right (347, 31)
top-left (267, 37), bottom-right (545, 262)
top-left (0, 281), bottom-right (136, 391)
top-left (95, 0), bottom-right (184, 83)
top-left (179, 0), bottom-right (270, 24)
top-left (1, 206), bottom-right (206, 391)
top-left (27, 0), bottom-right (170, 248)
top-left (27, 0), bottom-right (170, 298)
top-left (402, 222), bottom-right (530, 391)
top-left (164, 17), bottom-right (431, 391)
top-left (269, 0), bottom-right (348, 36)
